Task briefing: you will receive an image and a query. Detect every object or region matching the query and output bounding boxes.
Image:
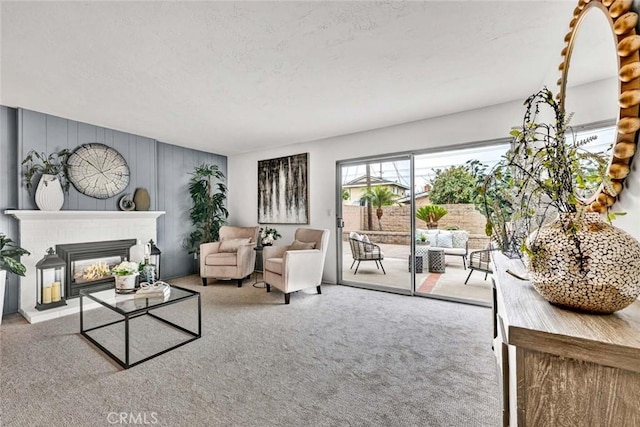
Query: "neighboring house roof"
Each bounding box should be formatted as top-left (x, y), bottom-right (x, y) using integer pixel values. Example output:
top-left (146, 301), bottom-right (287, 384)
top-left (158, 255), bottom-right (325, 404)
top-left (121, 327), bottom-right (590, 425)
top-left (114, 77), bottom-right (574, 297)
top-left (343, 175), bottom-right (410, 190)
top-left (397, 191), bottom-right (429, 204)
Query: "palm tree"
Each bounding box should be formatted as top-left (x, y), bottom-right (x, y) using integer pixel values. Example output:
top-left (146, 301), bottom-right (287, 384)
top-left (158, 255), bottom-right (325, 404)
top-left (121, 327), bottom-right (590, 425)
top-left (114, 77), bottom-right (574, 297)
top-left (415, 205), bottom-right (448, 229)
top-left (360, 186), bottom-right (397, 230)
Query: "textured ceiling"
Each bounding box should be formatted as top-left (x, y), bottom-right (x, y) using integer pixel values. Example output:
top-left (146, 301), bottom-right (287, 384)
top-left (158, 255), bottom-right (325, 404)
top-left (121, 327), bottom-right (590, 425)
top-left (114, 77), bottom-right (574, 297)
top-left (1, 1), bottom-right (585, 155)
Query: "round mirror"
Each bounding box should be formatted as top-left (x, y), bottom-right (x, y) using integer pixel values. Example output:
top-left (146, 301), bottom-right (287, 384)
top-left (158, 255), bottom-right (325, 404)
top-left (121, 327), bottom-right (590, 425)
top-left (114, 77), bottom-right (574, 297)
top-left (558, 0), bottom-right (640, 213)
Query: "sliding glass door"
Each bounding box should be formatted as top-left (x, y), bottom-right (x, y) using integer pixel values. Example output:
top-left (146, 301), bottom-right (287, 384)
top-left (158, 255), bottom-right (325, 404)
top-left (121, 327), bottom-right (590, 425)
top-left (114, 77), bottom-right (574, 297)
top-left (336, 155), bottom-right (414, 294)
top-left (336, 142), bottom-right (510, 306)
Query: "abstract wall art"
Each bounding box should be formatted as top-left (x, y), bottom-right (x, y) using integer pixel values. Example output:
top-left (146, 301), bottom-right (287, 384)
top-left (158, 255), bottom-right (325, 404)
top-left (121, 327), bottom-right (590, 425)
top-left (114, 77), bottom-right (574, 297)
top-left (258, 153), bottom-right (309, 224)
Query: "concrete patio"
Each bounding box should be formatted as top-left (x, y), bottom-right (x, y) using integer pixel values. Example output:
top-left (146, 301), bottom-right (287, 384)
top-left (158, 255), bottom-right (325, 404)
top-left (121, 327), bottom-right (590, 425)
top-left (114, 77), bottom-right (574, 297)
top-left (341, 242), bottom-right (493, 304)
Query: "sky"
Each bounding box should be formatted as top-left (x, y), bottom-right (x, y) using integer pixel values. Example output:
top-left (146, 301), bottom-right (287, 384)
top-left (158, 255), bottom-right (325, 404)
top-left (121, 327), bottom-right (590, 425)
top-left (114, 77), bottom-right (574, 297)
top-left (341, 123), bottom-right (615, 193)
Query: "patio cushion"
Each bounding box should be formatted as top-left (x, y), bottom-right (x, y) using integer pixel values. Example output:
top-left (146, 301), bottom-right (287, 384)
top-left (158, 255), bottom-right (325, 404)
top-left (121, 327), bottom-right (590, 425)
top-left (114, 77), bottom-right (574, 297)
top-left (451, 231), bottom-right (469, 248)
top-left (436, 232), bottom-right (453, 248)
top-left (443, 247), bottom-right (466, 256)
top-left (205, 252), bottom-right (237, 266)
top-left (361, 250), bottom-right (384, 260)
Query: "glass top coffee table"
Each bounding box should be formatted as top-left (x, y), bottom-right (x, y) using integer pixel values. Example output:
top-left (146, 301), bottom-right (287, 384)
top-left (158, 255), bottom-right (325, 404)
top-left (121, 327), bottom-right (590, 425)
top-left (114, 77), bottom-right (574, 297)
top-left (80, 284), bottom-right (201, 369)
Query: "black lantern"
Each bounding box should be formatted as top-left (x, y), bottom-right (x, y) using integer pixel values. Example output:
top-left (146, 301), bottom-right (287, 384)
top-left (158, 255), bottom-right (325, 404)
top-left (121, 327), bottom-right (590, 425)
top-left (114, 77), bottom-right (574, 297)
top-left (148, 239), bottom-right (162, 279)
top-left (35, 248), bottom-right (67, 311)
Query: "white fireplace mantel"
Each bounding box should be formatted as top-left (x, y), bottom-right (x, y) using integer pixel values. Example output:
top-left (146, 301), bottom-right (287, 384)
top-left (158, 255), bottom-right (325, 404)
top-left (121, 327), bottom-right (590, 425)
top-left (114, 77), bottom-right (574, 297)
top-left (5, 210), bottom-right (165, 323)
top-left (6, 210), bottom-right (165, 221)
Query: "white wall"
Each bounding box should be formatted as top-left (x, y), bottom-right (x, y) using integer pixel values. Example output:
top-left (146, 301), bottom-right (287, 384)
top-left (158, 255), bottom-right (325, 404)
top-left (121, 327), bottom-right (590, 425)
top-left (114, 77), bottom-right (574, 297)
top-left (228, 76), bottom-right (640, 284)
top-left (228, 98), bottom-right (526, 284)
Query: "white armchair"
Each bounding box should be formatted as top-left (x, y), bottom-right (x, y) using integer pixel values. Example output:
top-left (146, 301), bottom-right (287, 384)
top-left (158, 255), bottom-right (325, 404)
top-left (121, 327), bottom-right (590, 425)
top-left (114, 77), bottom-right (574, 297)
top-left (263, 228), bottom-right (330, 304)
top-left (200, 226), bottom-right (259, 287)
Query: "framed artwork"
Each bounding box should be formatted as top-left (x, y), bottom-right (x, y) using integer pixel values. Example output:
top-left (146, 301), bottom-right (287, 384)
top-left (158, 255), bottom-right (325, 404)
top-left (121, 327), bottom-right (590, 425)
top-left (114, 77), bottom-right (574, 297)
top-left (258, 153), bottom-right (309, 224)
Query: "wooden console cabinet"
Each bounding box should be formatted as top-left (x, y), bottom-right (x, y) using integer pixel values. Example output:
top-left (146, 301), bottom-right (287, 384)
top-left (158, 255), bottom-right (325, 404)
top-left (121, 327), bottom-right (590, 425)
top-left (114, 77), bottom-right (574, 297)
top-left (492, 252), bottom-right (640, 426)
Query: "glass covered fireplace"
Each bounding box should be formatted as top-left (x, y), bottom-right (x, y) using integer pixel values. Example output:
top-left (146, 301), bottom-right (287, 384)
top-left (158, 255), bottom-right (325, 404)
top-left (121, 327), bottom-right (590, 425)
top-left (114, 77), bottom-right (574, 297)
top-left (56, 239), bottom-right (137, 298)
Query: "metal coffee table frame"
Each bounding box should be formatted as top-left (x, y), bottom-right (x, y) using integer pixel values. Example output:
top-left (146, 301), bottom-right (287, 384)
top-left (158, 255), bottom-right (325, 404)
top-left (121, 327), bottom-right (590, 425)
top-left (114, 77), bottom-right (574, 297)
top-left (80, 285), bottom-right (201, 369)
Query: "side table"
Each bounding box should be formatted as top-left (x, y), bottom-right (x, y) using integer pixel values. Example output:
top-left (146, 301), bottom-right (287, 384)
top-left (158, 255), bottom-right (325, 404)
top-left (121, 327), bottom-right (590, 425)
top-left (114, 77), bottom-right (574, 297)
top-left (253, 246), bottom-right (265, 288)
top-left (428, 248), bottom-right (446, 273)
top-left (409, 244), bottom-right (429, 273)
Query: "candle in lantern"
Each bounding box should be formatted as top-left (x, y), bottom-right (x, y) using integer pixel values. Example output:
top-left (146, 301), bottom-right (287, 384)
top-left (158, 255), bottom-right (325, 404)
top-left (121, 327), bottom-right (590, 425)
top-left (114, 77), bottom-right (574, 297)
top-left (43, 285), bottom-right (52, 304)
top-left (51, 281), bottom-right (61, 302)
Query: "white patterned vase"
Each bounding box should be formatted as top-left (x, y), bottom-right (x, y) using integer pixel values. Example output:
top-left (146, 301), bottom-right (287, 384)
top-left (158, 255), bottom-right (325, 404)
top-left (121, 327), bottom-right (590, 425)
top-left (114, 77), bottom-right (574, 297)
top-left (35, 174), bottom-right (64, 211)
top-left (524, 212), bottom-right (640, 314)
top-left (114, 273), bottom-right (138, 294)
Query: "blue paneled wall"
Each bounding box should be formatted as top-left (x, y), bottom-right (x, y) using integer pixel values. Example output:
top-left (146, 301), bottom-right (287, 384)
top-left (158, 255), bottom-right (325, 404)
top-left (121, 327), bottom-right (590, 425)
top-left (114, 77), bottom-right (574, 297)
top-left (1, 107), bottom-right (227, 315)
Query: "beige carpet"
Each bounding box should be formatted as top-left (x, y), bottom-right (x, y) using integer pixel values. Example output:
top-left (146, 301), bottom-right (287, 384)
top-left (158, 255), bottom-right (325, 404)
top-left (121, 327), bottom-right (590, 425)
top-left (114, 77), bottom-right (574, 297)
top-left (1, 277), bottom-right (500, 427)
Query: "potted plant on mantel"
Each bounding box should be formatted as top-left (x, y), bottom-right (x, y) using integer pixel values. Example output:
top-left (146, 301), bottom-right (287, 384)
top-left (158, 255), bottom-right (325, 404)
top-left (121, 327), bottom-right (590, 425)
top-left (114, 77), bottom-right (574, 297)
top-left (0, 233), bottom-right (30, 324)
top-left (22, 148), bottom-right (71, 211)
top-left (482, 87), bottom-right (640, 314)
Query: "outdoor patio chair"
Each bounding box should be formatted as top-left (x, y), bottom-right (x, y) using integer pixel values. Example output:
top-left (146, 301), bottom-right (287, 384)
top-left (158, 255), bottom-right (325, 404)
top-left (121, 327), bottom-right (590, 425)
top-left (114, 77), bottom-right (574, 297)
top-left (464, 248), bottom-right (493, 284)
top-left (349, 234), bottom-right (386, 275)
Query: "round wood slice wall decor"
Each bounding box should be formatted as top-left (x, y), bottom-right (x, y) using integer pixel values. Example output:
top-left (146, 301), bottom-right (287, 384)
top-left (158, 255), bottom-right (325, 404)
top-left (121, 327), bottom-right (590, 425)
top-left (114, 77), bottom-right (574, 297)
top-left (67, 143), bottom-right (130, 199)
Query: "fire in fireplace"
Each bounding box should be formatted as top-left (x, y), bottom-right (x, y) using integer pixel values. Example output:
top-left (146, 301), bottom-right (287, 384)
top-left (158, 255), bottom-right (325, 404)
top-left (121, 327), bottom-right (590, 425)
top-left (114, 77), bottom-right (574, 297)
top-left (56, 239), bottom-right (137, 298)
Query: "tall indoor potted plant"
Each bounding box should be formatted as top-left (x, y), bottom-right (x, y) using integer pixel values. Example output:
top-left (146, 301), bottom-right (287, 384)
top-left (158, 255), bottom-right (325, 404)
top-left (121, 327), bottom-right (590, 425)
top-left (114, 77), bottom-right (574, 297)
top-left (485, 88), bottom-right (640, 314)
top-left (185, 164), bottom-right (229, 260)
top-left (22, 148), bottom-right (71, 211)
top-left (0, 233), bottom-right (30, 324)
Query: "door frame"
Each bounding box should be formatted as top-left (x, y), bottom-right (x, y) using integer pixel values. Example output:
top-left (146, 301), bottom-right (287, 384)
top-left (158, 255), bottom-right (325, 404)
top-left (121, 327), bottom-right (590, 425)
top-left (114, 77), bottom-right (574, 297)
top-left (335, 154), bottom-right (415, 295)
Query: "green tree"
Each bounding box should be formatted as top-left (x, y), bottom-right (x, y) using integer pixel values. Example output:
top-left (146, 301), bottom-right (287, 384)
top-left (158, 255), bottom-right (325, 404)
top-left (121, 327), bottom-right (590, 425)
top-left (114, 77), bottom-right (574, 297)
top-left (185, 164), bottom-right (229, 255)
top-left (429, 165), bottom-right (476, 204)
top-left (360, 186), bottom-right (397, 230)
top-left (342, 188), bottom-right (350, 201)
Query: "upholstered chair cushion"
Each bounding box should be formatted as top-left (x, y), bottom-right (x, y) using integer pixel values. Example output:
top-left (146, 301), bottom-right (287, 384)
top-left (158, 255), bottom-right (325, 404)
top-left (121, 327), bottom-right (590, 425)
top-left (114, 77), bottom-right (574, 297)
top-left (219, 238), bottom-right (251, 253)
top-left (289, 240), bottom-right (316, 250)
top-left (265, 258), bottom-right (283, 275)
top-left (205, 253), bottom-right (237, 266)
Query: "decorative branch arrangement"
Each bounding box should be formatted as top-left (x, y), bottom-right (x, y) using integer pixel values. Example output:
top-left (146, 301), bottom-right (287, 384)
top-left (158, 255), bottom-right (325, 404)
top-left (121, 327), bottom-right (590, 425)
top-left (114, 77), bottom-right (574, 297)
top-left (473, 88), bottom-right (612, 259)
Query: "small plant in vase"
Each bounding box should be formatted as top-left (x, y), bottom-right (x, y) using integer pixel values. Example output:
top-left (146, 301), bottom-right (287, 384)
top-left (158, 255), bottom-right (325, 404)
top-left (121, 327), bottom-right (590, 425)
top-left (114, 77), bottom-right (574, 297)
top-left (22, 149), bottom-right (71, 211)
top-left (259, 227), bottom-right (281, 246)
top-left (110, 261), bottom-right (140, 294)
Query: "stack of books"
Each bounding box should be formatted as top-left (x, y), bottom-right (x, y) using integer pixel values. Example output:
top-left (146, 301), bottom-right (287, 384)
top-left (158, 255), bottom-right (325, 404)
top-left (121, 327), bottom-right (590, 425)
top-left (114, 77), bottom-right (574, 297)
top-left (134, 281), bottom-right (171, 300)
